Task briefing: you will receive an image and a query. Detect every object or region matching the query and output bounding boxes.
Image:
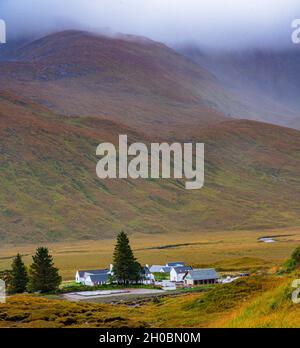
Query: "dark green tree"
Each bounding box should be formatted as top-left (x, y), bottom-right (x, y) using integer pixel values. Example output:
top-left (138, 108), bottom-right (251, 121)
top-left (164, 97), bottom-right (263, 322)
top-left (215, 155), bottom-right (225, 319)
top-left (28, 247), bottom-right (61, 293)
top-left (9, 254), bottom-right (28, 294)
top-left (285, 246), bottom-right (300, 272)
top-left (112, 231), bottom-right (142, 284)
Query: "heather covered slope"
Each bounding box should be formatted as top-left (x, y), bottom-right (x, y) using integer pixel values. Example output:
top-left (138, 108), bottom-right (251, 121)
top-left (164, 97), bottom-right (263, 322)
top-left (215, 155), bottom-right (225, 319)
top-left (1, 30), bottom-right (300, 243)
top-left (1, 93), bottom-right (300, 243)
top-left (0, 92), bottom-right (150, 242)
top-left (0, 30), bottom-right (229, 136)
top-left (2, 30), bottom-right (299, 135)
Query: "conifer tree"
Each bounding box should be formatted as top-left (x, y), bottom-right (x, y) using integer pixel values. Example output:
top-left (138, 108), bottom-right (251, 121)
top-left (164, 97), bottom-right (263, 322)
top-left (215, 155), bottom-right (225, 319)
top-left (28, 247), bottom-right (61, 292)
top-left (10, 254), bottom-right (28, 294)
top-left (112, 231), bottom-right (142, 284)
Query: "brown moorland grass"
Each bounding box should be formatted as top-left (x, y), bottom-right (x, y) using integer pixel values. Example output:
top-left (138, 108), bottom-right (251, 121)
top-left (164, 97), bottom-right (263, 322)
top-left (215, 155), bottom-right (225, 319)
top-left (1, 276), bottom-right (298, 328)
top-left (211, 276), bottom-right (300, 328)
top-left (1, 228), bottom-right (300, 280)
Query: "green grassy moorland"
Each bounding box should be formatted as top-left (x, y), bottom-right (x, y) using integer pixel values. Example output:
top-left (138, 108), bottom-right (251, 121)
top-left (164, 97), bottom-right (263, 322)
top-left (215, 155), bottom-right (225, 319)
top-left (0, 276), bottom-right (299, 328)
top-left (2, 91), bottom-right (300, 244)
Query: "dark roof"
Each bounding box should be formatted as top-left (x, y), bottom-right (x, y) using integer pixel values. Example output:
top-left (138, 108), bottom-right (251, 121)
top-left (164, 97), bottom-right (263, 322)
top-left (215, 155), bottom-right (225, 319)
top-left (78, 269), bottom-right (109, 278)
top-left (142, 267), bottom-right (151, 275)
top-left (172, 266), bottom-right (192, 274)
top-left (185, 269), bottom-right (219, 281)
top-left (166, 262), bottom-right (185, 267)
top-left (89, 273), bottom-right (110, 283)
top-left (161, 266), bottom-right (171, 273)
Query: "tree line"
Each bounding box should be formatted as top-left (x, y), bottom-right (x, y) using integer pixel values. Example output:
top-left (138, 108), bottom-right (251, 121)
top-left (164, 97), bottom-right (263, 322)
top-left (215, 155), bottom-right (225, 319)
top-left (7, 231), bottom-right (145, 294)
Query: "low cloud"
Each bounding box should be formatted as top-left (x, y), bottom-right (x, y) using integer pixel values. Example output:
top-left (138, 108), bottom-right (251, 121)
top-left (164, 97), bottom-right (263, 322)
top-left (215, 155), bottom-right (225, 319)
top-left (0, 0), bottom-right (299, 48)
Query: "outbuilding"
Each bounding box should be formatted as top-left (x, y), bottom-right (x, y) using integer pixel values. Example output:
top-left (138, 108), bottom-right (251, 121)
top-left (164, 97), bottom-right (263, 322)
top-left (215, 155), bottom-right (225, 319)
top-left (183, 268), bottom-right (219, 286)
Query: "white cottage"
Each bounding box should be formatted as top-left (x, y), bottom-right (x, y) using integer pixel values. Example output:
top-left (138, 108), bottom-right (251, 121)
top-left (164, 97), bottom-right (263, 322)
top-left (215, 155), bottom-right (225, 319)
top-left (84, 273), bottom-right (110, 286)
top-left (75, 268), bottom-right (111, 284)
top-left (170, 266), bottom-right (193, 282)
top-left (141, 266), bottom-right (155, 284)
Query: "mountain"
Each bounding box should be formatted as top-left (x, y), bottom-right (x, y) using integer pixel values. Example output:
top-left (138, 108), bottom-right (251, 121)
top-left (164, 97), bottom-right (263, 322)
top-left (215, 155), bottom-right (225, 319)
top-left (0, 30), bottom-right (230, 137)
top-left (1, 90), bottom-right (300, 243)
top-left (2, 31), bottom-right (299, 135)
top-left (1, 30), bottom-right (300, 243)
top-left (178, 45), bottom-right (300, 129)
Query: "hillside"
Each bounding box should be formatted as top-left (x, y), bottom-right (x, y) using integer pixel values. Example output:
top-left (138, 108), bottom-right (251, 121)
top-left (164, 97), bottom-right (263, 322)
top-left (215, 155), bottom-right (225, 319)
top-left (3, 29), bottom-right (300, 131)
top-left (2, 30), bottom-right (299, 134)
top-left (0, 30), bottom-right (229, 137)
top-left (179, 46), bottom-right (300, 129)
top-left (1, 91), bottom-right (300, 243)
top-left (1, 30), bottom-right (300, 243)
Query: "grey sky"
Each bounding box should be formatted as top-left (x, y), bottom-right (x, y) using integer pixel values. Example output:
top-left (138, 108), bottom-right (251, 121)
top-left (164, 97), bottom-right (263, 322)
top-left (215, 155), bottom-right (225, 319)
top-left (0, 0), bottom-right (299, 48)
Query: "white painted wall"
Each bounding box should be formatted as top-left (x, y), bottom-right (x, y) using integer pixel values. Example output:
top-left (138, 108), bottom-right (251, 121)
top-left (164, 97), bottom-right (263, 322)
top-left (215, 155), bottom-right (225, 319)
top-left (75, 271), bottom-right (85, 284)
top-left (170, 268), bottom-right (186, 282)
top-left (84, 276), bottom-right (93, 286)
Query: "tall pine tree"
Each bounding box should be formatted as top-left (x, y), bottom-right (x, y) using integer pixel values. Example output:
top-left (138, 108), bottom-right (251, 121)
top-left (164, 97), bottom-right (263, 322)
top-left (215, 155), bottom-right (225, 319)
top-left (10, 254), bottom-right (28, 294)
top-left (28, 247), bottom-right (61, 293)
top-left (112, 231), bottom-right (142, 284)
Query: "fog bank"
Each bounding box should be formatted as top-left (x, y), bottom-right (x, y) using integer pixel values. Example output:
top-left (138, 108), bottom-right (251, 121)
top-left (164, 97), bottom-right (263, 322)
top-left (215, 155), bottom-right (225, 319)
top-left (0, 0), bottom-right (299, 48)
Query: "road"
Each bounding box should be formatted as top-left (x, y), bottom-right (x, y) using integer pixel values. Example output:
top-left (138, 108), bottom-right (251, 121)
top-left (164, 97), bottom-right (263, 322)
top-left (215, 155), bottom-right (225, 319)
top-left (63, 288), bottom-right (166, 303)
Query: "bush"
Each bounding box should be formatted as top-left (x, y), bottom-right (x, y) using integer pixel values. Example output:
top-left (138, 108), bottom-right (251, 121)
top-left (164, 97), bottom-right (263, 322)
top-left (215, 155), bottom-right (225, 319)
top-left (284, 246), bottom-right (300, 273)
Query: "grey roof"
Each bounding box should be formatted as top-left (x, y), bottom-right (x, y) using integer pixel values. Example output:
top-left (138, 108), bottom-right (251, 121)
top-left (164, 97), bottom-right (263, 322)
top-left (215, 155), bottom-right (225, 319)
top-left (166, 262), bottom-right (185, 267)
top-left (142, 266), bottom-right (151, 275)
top-left (149, 265), bottom-right (164, 273)
top-left (161, 266), bottom-right (171, 273)
top-left (172, 266), bottom-right (192, 274)
top-left (78, 269), bottom-right (109, 278)
top-left (89, 273), bottom-right (110, 284)
top-left (185, 268), bottom-right (219, 281)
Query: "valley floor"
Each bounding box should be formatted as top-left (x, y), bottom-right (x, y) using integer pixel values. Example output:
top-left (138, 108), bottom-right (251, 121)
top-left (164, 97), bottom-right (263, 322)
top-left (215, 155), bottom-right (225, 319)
top-left (1, 228), bottom-right (300, 328)
top-left (1, 228), bottom-right (300, 280)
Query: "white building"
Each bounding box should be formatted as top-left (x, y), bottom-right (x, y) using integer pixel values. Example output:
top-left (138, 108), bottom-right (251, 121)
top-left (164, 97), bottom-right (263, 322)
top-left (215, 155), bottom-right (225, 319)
top-left (84, 273), bottom-right (110, 286)
top-left (141, 266), bottom-right (155, 284)
top-left (170, 266), bottom-right (193, 282)
top-left (183, 269), bottom-right (219, 286)
top-left (75, 268), bottom-right (111, 285)
top-left (75, 264), bottom-right (155, 286)
top-left (150, 262), bottom-right (184, 274)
